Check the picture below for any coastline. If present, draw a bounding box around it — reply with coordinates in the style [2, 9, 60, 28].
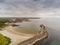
[18, 30, 48, 45]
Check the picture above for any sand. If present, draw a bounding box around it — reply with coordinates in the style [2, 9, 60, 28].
[0, 30, 34, 45]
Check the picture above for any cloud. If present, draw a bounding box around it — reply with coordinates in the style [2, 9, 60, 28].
[1, 0, 60, 9]
[0, 0, 60, 17]
[0, 0, 4, 3]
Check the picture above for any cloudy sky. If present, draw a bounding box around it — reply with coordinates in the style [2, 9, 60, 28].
[0, 0, 60, 17]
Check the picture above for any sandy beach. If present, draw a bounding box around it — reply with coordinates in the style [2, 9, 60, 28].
[0, 26, 35, 45]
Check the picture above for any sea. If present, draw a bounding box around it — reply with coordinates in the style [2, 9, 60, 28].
[13, 17, 60, 45]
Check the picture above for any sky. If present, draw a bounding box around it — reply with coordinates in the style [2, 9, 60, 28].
[0, 0, 60, 17]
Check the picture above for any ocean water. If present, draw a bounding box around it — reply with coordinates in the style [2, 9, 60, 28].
[13, 18, 60, 45]
[34, 17, 60, 45]
[13, 19, 40, 34]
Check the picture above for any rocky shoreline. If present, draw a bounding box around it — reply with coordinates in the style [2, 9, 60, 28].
[18, 24, 48, 45]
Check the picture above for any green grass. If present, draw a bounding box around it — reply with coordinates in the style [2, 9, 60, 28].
[0, 34, 11, 45]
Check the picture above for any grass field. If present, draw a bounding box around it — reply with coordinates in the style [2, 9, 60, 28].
[0, 33, 11, 45]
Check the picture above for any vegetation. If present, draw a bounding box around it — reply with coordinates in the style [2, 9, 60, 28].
[0, 18, 11, 45]
[0, 18, 10, 29]
[0, 34, 11, 45]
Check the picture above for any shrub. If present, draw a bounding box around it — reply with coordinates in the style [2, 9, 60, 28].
[0, 34, 11, 45]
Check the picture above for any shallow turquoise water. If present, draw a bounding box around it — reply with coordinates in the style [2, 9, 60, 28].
[34, 39, 60, 45]
[12, 19, 42, 34]
[13, 21, 39, 34]
[43, 40, 60, 45]
[13, 25, 39, 34]
[49, 41, 60, 45]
